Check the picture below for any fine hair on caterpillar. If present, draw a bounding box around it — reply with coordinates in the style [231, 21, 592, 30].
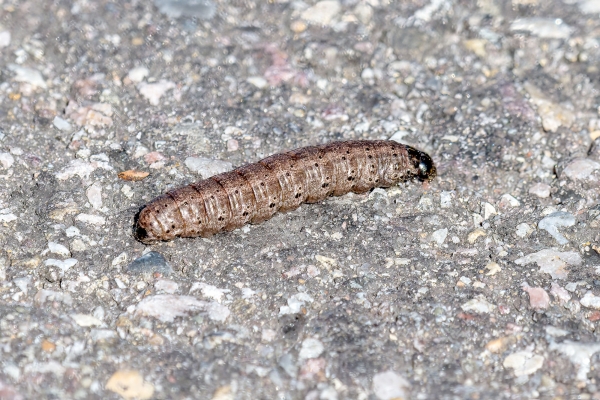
[134, 140, 436, 244]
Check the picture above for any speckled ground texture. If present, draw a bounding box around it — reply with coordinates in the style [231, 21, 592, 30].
[2, 0, 600, 399]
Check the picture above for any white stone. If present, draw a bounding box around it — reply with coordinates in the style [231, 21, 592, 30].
[461, 297, 496, 313]
[136, 294, 207, 323]
[538, 211, 575, 245]
[184, 157, 233, 178]
[579, 0, 600, 14]
[53, 116, 72, 132]
[430, 228, 448, 245]
[515, 248, 582, 280]
[127, 66, 149, 83]
[71, 314, 103, 327]
[515, 223, 532, 238]
[8, 64, 47, 89]
[247, 76, 268, 89]
[121, 184, 134, 199]
[550, 341, 600, 381]
[189, 282, 230, 302]
[279, 293, 314, 315]
[529, 182, 551, 198]
[483, 202, 497, 220]
[545, 326, 570, 337]
[111, 252, 127, 266]
[301, 1, 341, 26]
[155, 279, 179, 294]
[440, 191, 453, 208]
[55, 159, 97, 180]
[0, 153, 14, 169]
[354, 3, 373, 24]
[34, 289, 73, 305]
[503, 351, 544, 377]
[133, 145, 150, 158]
[205, 302, 230, 322]
[75, 213, 106, 226]
[65, 226, 80, 237]
[510, 18, 573, 39]
[44, 258, 78, 273]
[299, 338, 324, 359]
[137, 80, 176, 106]
[499, 193, 520, 207]
[550, 282, 571, 302]
[86, 182, 103, 209]
[0, 31, 10, 48]
[563, 159, 600, 181]
[580, 292, 600, 310]
[48, 242, 70, 257]
[0, 211, 17, 223]
[372, 370, 410, 400]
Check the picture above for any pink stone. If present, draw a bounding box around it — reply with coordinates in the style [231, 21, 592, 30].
[522, 284, 550, 309]
[144, 152, 165, 164]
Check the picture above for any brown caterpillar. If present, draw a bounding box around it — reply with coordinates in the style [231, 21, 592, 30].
[135, 140, 436, 243]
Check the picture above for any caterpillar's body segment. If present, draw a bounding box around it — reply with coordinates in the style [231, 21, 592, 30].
[135, 140, 436, 244]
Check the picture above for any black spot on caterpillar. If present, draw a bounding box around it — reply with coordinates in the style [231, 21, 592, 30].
[135, 140, 436, 243]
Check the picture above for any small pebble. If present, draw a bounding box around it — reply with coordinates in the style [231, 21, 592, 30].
[515, 249, 582, 279]
[75, 213, 106, 226]
[580, 292, 600, 310]
[44, 258, 78, 273]
[8, 64, 47, 89]
[247, 76, 268, 89]
[461, 296, 496, 314]
[522, 283, 551, 309]
[510, 18, 572, 39]
[106, 370, 154, 400]
[549, 341, 600, 381]
[503, 351, 544, 377]
[529, 182, 551, 198]
[440, 191, 453, 208]
[562, 159, 600, 180]
[372, 370, 410, 400]
[137, 80, 176, 106]
[538, 211, 575, 245]
[515, 223, 532, 238]
[499, 194, 520, 208]
[71, 314, 103, 327]
[48, 242, 71, 257]
[184, 157, 233, 178]
[0, 153, 15, 169]
[301, 0, 341, 26]
[154, 279, 179, 294]
[153, 0, 216, 19]
[127, 66, 149, 83]
[550, 282, 571, 302]
[53, 116, 72, 131]
[430, 228, 448, 245]
[189, 282, 230, 302]
[299, 338, 324, 359]
[279, 293, 314, 315]
[86, 182, 103, 209]
[127, 251, 173, 275]
[0, 31, 10, 48]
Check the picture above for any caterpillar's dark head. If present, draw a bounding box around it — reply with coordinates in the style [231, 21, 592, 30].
[407, 147, 436, 182]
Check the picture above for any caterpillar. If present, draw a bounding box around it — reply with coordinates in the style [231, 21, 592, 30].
[134, 140, 436, 244]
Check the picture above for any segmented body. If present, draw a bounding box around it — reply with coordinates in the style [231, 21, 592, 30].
[135, 140, 436, 243]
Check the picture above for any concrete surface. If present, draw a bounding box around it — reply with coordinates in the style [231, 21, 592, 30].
[1, 0, 600, 399]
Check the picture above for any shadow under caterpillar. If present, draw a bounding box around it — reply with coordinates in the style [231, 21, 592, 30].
[135, 140, 436, 244]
